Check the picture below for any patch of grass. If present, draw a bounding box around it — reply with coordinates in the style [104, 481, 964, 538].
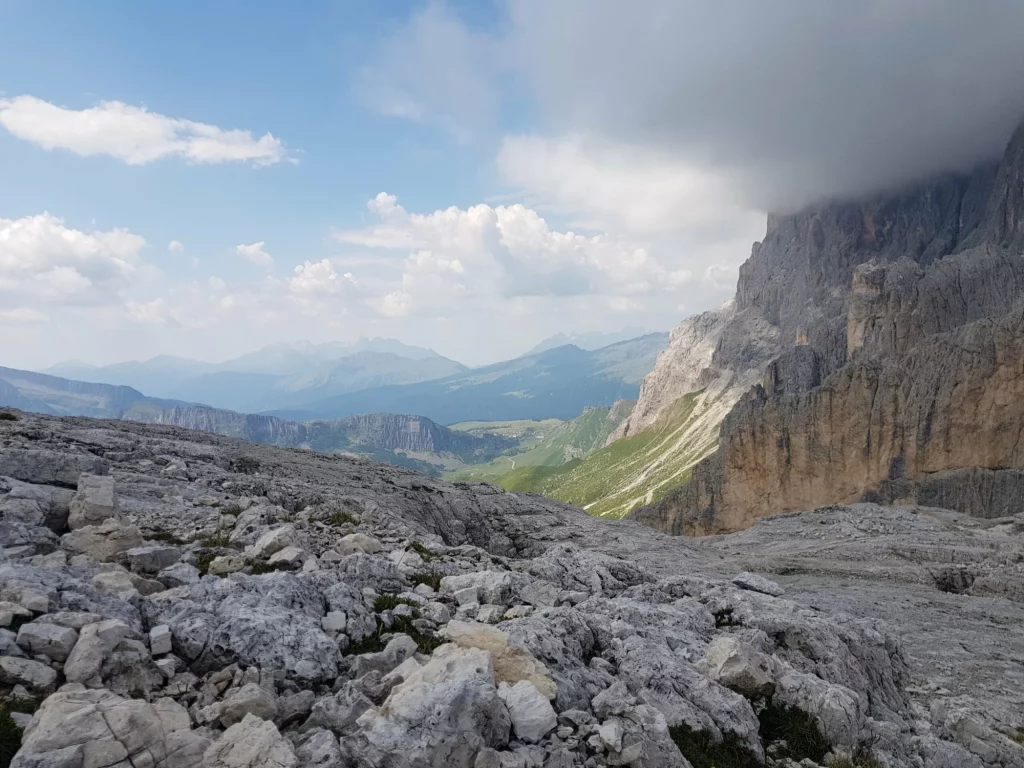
[407, 541, 438, 562]
[248, 561, 293, 575]
[758, 702, 830, 763]
[1012, 726, 1024, 744]
[494, 391, 710, 519]
[147, 529, 188, 545]
[0, 412, 18, 422]
[232, 456, 261, 475]
[669, 722, 759, 768]
[3, 697, 40, 716]
[194, 551, 218, 576]
[221, 504, 244, 516]
[714, 608, 740, 628]
[325, 510, 359, 527]
[408, 572, 442, 591]
[0, 706, 24, 768]
[346, 632, 386, 655]
[373, 594, 419, 612]
[193, 531, 234, 548]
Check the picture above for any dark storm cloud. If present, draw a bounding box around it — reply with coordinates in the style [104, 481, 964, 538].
[506, 0, 1024, 211]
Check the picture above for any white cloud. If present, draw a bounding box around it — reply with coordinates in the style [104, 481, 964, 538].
[358, 3, 500, 141]
[0, 213, 146, 306]
[288, 259, 360, 298]
[126, 298, 177, 326]
[0, 308, 47, 324]
[235, 241, 273, 267]
[168, 240, 184, 252]
[333, 193, 713, 319]
[0, 96, 291, 167]
[497, 135, 762, 234]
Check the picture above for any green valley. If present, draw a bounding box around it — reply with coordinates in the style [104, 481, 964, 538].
[445, 401, 634, 484]
[495, 390, 719, 519]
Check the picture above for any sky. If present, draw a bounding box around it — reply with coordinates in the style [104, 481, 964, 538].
[3, 1, 1024, 370]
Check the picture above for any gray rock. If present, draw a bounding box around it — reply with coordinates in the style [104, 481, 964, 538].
[67, 473, 118, 530]
[12, 687, 208, 768]
[497, 681, 557, 743]
[203, 713, 297, 768]
[0, 656, 56, 692]
[62, 518, 144, 561]
[303, 685, 374, 736]
[731, 572, 784, 597]
[127, 544, 181, 574]
[158, 561, 202, 588]
[337, 533, 383, 556]
[16, 622, 78, 662]
[150, 624, 173, 655]
[64, 618, 130, 684]
[295, 728, 343, 768]
[220, 683, 278, 727]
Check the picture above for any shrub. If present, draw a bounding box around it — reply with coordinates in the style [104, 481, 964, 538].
[669, 723, 759, 768]
[232, 456, 261, 475]
[194, 551, 218, 576]
[325, 510, 359, 527]
[0, 707, 21, 768]
[373, 594, 419, 612]
[147, 529, 187, 545]
[408, 571, 442, 591]
[714, 608, 740, 628]
[407, 541, 438, 562]
[758, 703, 830, 763]
[0, 412, 17, 422]
[193, 531, 234, 548]
[248, 561, 293, 575]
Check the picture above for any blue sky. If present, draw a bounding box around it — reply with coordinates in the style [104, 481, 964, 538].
[3, 1, 1021, 369]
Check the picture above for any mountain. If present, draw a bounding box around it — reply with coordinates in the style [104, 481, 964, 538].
[125, 404, 514, 476]
[522, 327, 657, 356]
[0, 366, 184, 418]
[593, 116, 1024, 533]
[47, 339, 466, 413]
[446, 399, 635, 484]
[265, 333, 668, 424]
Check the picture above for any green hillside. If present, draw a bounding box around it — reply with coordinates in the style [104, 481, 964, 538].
[446, 401, 633, 484]
[495, 391, 714, 518]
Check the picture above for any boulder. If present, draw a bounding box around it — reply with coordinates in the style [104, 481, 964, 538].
[67, 473, 118, 530]
[0, 656, 57, 692]
[64, 618, 130, 685]
[245, 525, 298, 561]
[158, 561, 202, 588]
[347, 644, 511, 768]
[440, 621, 556, 700]
[127, 544, 181, 574]
[16, 622, 78, 662]
[11, 687, 208, 768]
[208, 555, 246, 576]
[150, 624, 173, 655]
[337, 533, 383, 556]
[497, 681, 556, 743]
[203, 713, 297, 768]
[62, 518, 144, 561]
[700, 635, 775, 698]
[220, 683, 278, 727]
[295, 728, 344, 768]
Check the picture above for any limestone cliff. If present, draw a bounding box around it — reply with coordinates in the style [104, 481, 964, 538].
[125, 405, 513, 467]
[632, 115, 1024, 535]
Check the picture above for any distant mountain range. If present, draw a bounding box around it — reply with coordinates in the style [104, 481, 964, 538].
[0, 366, 513, 476]
[47, 339, 466, 413]
[522, 327, 658, 356]
[264, 333, 669, 424]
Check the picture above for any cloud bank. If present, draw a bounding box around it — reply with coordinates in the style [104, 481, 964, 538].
[0, 96, 291, 167]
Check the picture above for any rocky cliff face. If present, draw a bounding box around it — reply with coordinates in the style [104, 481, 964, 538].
[632, 116, 1024, 536]
[129, 405, 513, 462]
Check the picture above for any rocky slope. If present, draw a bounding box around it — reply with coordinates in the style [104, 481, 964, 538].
[631, 116, 1024, 535]
[0, 411, 1019, 766]
[2, 415, 1024, 768]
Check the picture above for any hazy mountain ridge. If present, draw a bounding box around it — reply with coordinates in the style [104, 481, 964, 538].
[46, 339, 466, 413]
[269, 333, 668, 424]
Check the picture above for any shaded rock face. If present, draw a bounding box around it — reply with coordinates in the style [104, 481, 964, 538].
[632, 115, 1024, 535]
